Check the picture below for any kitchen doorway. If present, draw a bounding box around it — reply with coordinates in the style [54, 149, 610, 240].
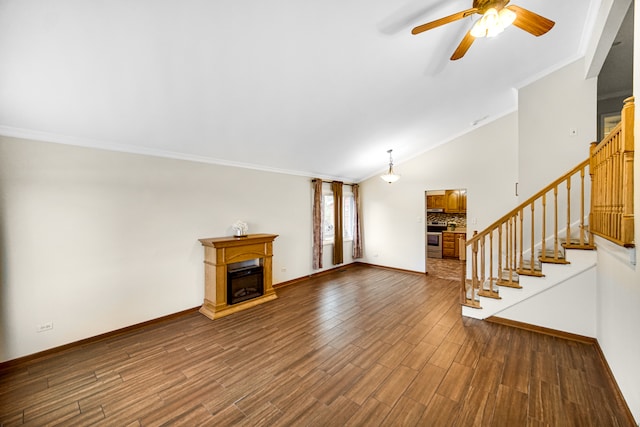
[425, 189, 467, 278]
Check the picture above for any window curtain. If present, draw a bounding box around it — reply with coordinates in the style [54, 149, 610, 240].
[332, 181, 344, 265]
[352, 184, 363, 259]
[312, 179, 323, 270]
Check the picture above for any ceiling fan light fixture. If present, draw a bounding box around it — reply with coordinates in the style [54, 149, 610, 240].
[380, 149, 400, 184]
[470, 7, 515, 38]
[469, 21, 486, 38]
[499, 7, 517, 28]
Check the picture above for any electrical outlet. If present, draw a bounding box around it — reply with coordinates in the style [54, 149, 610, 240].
[281, 267, 287, 272]
[36, 322, 53, 333]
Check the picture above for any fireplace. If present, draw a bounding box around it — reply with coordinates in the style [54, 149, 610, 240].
[227, 265, 263, 305]
[198, 234, 278, 320]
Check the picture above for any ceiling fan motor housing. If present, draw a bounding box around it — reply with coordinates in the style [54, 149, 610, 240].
[473, 0, 510, 14]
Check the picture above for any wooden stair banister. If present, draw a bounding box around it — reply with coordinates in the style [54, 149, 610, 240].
[462, 160, 590, 308]
[590, 96, 635, 247]
[462, 97, 634, 309]
[466, 159, 590, 247]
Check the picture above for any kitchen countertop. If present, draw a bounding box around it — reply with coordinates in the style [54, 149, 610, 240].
[444, 228, 467, 233]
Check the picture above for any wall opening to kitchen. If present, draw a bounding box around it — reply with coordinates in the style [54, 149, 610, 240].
[425, 189, 467, 276]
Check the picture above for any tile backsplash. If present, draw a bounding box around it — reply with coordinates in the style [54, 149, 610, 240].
[427, 213, 467, 228]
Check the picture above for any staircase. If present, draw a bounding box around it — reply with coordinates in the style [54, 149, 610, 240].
[461, 97, 635, 319]
[462, 245, 597, 319]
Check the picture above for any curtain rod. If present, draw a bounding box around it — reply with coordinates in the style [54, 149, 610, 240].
[311, 179, 357, 186]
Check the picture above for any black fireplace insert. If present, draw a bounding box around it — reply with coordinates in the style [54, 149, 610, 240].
[227, 265, 264, 305]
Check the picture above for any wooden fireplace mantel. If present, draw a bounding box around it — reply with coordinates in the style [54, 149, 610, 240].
[198, 234, 278, 320]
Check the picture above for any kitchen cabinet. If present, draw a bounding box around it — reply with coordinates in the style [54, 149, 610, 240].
[455, 233, 466, 259]
[427, 194, 445, 210]
[445, 190, 467, 213]
[442, 232, 456, 258]
[443, 231, 466, 259]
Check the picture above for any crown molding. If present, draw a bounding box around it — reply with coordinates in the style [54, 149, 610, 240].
[0, 125, 355, 183]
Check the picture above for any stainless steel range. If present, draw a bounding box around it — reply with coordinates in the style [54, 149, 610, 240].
[426, 221, 448, 259]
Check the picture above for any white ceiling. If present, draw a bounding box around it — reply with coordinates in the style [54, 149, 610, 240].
[0, 0, 601, 182]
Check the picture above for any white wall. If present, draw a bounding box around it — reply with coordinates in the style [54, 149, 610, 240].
[592, 2, 640, 419]
[518, 59, 597, 201]
[359, 112, 519, 272]
[595, 238, 640, 422]
[496, 266, 597, 337]
[493, 59, 600, 338]
[0, 136, 350, 362]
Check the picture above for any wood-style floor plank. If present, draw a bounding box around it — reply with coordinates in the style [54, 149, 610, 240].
[0, 264, 634, 426]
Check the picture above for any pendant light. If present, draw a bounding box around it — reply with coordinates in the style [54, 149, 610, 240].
[380, 149, 400, 184]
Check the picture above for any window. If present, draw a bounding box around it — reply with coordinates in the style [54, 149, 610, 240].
[343, 192, 355, 241]
[322, 194, 335, 243]
[600, 112, 621, 140]
[322, 192, 354, 244]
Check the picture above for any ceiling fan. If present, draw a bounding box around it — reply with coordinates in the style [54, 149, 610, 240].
[411, 0, 555, 60]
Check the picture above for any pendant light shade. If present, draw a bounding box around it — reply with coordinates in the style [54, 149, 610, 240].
[380, 149, 400, 184]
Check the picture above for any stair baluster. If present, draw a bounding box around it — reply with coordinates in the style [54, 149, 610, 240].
[566, 177, 571, 248]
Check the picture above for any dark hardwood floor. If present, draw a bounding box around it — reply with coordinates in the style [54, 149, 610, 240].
[0, 264, 633, 426]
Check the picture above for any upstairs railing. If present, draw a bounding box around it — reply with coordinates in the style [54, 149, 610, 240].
[590, 97, 635, 247]
[462, 97, 635, 308]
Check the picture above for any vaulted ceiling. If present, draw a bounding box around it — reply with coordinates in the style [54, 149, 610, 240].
[0, 0, 606, 182]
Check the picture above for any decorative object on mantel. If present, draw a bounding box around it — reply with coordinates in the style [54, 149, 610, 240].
[380, 149, 401, 184]
[232, 220, 248, 237]
[198, 234, 278, 320]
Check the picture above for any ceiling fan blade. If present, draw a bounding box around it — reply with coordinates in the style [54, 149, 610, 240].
[507, 5, 555, 36]
[450, 30, 475, 60]
[379, 1, 453, 35]
[412, 8, 478, 35]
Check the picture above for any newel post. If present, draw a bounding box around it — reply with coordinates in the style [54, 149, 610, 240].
[621, 96, 635, 245]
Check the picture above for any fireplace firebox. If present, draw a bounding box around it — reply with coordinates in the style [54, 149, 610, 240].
[227, 265, 263, 305]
